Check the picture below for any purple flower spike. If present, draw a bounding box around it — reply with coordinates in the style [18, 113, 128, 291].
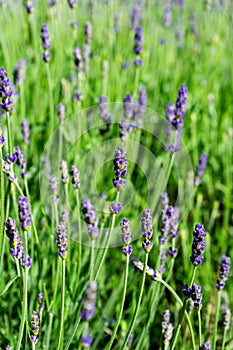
[190, 224, 206, 266]
[30, 311, 40, 343]
[68, 0, 76, 8]
[183, 282, 203, 310]
[134, 26, 143, 55]
[40, 24, 51, 63]
[57, 103, 66, 125]
[13, 59, 26, 86]
[0, 67, 14, 112]
[112, 147, 127, 190]
[131, 3, 141, 29]
[142, 240, 153, 253]
[80, 332, 93, 347]
[194, 153, 208, 186]
[21, 119, 30, 144]
[141, 209, 153, 239]
[99, 95, 111, 135]
[110, 202, 122, 214]
[60, 160, 69, 184]
[200, 342, 211, 350]
[70, 165, 80, 189]
[23, 0, 34, 14]
[18, 196, 31, 231]
[49, 175, 59, 203]
[85, 21, 92, 44]
[162, 309, 174, 347]
[120, 218, 132, 255]
[80, 281, 97, 320]
[73, 47, 84, 72]
[216, 255, 231, 290]
[56, 223, 68, 260]
[82, 199, 99, 240]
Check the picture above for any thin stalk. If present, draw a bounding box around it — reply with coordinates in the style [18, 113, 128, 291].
[90, 240, 95, 281]
[159, 278, 196, 350]
[32, 342, 36, 350]
[120, 253, 149, 350]
[212, 291, 221, 350]
[198, 310, 202, 348]
[45, 310, 54, 349]
[107, 254, 130, 350]
[46, 63, 54, 138]
[170, 266, 197, 350]
[64, 316, 81, 350]
[76, 190, 82, 280]
[94, 191, 120, 280]
[221, 326, 228, 350]
[16, 267, 28, 350]
[6, 111, 12, 154]
[57, 259, 66, 350]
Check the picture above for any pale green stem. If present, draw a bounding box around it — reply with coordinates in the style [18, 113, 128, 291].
[90, 239, 95, 281]
[76, 189, 82, 280]
[107, 254, 130, 350]
[16, 266, 28, 350]
[57, 259, 66, 350]
[64, 316, 81, 350]
[45, 311, 54, 349]
[213, 290, 221, 350]
[46, 63, 54, 137]
[221, 326, 228, 350]
[6, 111, 12, 154]
[170, 266, 197, 350]
[94, 191, 120, 280]
[0, 147, 4, 273]
[121, 253, 149, 350]
[198, 309, 202, 348]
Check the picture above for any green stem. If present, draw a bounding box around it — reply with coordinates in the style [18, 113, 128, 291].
[64, 316, 81, 350]
[212, 290, 221, 350]
[170, 266, 197, 350]
[46, 63, 54, 138]
[6, 111, 12, 154]
[198, 310, 202, 348]
[45, 310, 54, 349]
[107, 254, 130, 350]
[16, 267, 28, 350]
[57, 259, 66, 350]
[120, 253, 149, 350]
[94, 191, 120, 280]
[76, 190, 82, 280]
[221, 327, 227, 350]
[90, 239, 95, 281]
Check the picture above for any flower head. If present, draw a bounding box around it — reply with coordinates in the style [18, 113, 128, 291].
[194, 153, 208, 186]
[0, 67, 14, 112]
[18, 196, 31, 231]
[112, 147, 127, 190]
[82, 199, 99, 240]
[216, 255, 231, 290]
[80, 281, 97, 320]
[21, 119, 30, 144]
[190, 224, 206, 266]
[30, 311, 40, 343]
[70, 165, 80, 189]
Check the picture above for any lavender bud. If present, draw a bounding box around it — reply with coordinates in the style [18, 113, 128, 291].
[163, 4, 172, 27]
[112, 147, 127, 190]
[0, 67, 14, 112]
[216, 255, 231, 290]
[85, 21, 92, 44]
[142, 239, 153, 253]
[183, 282, 203, 310]
[18, 196, 31, 231]
[80, 332, 93, 347]
[60, 160, 69, 184]
[162, 309, 174, 347]
[38, 292, 45, 310]
[82, 199, 99, 240]
[110, 201, 122, 214]
[21, 119, 30, 144]
[134, 26, 143, 55]
[199, 342, 211, 350]
[223, 308, 231, 329]
[56, 103, 66, 125]
[2, 160, 17, 182]
[80, 281, 97, 320]
[13, 59, 26, 86]
[56, 223, 68, 260]
[40, 24, 51, 63]
[30, 311, 40, 343]
[190, 224, 206, 266]
[73, 47, 84, 71]
[194, 153, 208, 186]
[70, 165, 80, 189]
[49, 175, 59, 203]
[131, 3, 141, 29]
[13, 145, 26, 169]
[141, 209, 153, 239]
[68, 0, 76, 8]
[23, 0, 34, 13]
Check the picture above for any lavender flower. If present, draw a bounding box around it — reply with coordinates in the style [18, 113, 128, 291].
[131, 3, 141, 29]
[163, 4, 172, 27]
[216, 255, 231, 290]
[23, 0, 34, 13]
[85, 21, 92, 44]
[18, 196, 31, 231]
[123, 93, 134, 119]
[159, 246, 167, 273]
[134, 57, 143, 67]
[56, 223, 68, 260]
[135, 85, 147, 120]
[190, 224, 206, 266]
[68, 0, 76, 8]
[60, 209, 70, 226]
[5, 217, 31, 267]
[165, 85, 188, 152]
[134, 26, 143, 55]
[0, 122, 5, 147]
[60, 160, 69, 184]
[0, 67, 14, 112]
[13, 146, 26, 170]
[21, 119, 30, 144]
[70, 21, 79, 29]
[110, 202, 122, 214]
[162, 309, 174, 347]
[38, 292, 45, 310]
[200, 342, 211, 350]
[49, 175, 59, 202]
[80, 281, 97, 320]
[130, 256, 158, 279]
[120, 218, 132, 256]
[2, 161, 17, 182]
[141, 209, 153, 239]
[80, 332, 93, 347]
[194, 153, 208, 186]
[13, 59, 26, 86]
[40, 24, 51, 62]
[82, 199, 99, 240]
[30, 311, 40, 343]
[73, 47, 84, 72]
[56, 103, 66, 125]
[183, 282, 203, 310]
[6, 346, 13, 350]
[223, 308, 231, 329]
[70, 165, 80, 189]
[112, 147, 128, 190]
[128, 330, 135, 345]
[99, 95, 111, 135]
